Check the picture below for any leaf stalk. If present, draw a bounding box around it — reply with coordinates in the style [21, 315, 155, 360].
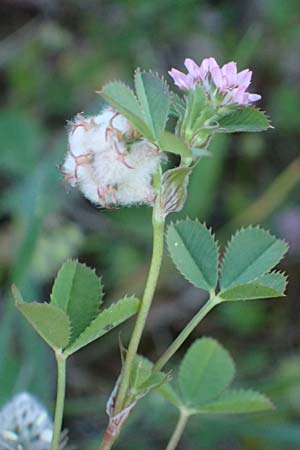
[51, 352, 67, 450]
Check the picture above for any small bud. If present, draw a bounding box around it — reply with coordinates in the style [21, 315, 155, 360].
[161, 167, 192, 217]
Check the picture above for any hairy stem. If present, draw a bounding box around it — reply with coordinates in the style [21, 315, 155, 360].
[51, 353, 66, 450]
[114, 209, 165, 413]
[165, 410, 189, 450]
[154, 296, 218, 372]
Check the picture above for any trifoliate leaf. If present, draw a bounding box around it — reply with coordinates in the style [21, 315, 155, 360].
[167, 219, 219, 291]
[64, 296, 140, 355]
[100, 81, 152, 139]
[220, 227, 288, 290]
[51, 260, 103, 341]
[219, 271, 287, 302]
[178, 338, 235, 408]
[13, 287, 70, 350]
[196, 389, 274, 414]
[216, 107, 271, 133]
[134, 69, 170, 140]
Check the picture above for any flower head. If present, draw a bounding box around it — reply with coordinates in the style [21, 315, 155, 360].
[169, 57, 261, 107]
[62, 108, 162, 208]
[0, 392, 66, 450]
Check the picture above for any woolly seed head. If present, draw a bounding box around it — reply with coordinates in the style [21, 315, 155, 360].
[0, 392, 67, 450]
[62, 107, 164, 208]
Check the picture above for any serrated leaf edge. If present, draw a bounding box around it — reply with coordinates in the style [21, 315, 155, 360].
[50, 259, 105, 341]
[50, 258, 105, 312]
[15, 300, 72, 350]
[220, 225, 288, 288]
[63, 295, 140, 355]
[191, 388, 274, 415]
[100, 80, 140, 105]
[219, 269, 288, 296]
[134, 68, 171, 139]
[217, 107, 272, 132]
[167, 218, 220, 292]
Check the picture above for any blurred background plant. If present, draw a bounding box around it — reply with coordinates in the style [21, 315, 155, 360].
[0, 1, 299, 449]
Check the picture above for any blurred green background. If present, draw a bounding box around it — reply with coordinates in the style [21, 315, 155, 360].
[0, 0, 300, 449]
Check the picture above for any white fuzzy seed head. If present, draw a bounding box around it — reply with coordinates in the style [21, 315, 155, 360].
[62, 108, 164, 208]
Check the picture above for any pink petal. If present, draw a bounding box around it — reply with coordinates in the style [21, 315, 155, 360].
[248, 93, 262, 103]
[228, 87, 246, 105]
[184, 58, 201, 78]
[168, 69, 194, 90]
[198, 58, 210, 80]
[222, 62, 237, 86]
[200, 58, 210, 72]
[242, 92, 250, 105]
[210, 66, 225, 90]
[196, 57, 220, 81]
[237, 69, 252, 89]
[208, 57, 219, 69]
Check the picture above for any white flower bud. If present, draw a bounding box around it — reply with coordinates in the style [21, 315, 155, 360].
[62, 108, 164, 208]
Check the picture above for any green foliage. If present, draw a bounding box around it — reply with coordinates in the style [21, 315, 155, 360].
[178, 338, 235, 408]
[158, 131, 191, 157]
[100, 81, 152, 139]
[64, 296, 140, 355]
[50, 260, 103, 340]
[219, 272, 287, 302]
[170, 92, 186, 118]
[167, 219, 218, 291]
[134, 69, 170, 140]
[157, 383, 182, 409]
[196, 389, 273, 414]
[158, 338, 273, 417]
[256, 271, 288, 292]
[183, 85, 209, 134]
[216, 108, 271, 133]
[129, 355, 167, 402]
[220, 226, 288, 289]
[168, 221, 287, 303]
[13, 261, 140, 356]
[101, 70, 170, 143]
[13, 286, 70, 350]
[0, 4, 297, 449]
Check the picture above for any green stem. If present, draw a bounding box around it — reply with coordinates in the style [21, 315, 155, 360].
[154, 296, 218, 372]
[114, 207, 165, 414]
[165, 410, 190, 450]
[51, 352, 66, 450]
